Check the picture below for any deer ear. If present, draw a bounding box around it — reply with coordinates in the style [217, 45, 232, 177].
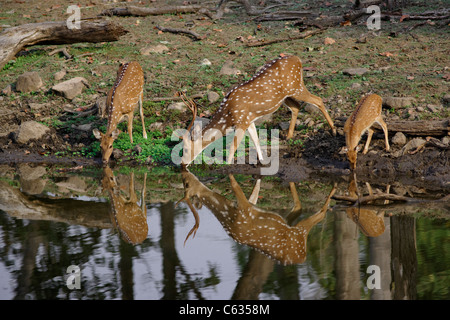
[111, 129, 120, 140]
[340, 146, 348, 154]
[93, 129, 102, 140]
[355, 145, 362, 152]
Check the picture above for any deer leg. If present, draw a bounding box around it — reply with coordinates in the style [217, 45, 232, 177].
[127, 112, 134, 144]
[141, 172, 147, 214]
[227, 127, 246, 164]
[248, 179, 261, 205]
[289, 182, 302, 212]
[362, 128, 374, 154]
[139, 92, 148, 139]
[229, 174, 252, 208]
[284, 98, 300, 140]
[247, 122, 264, 161]
[376, 116, 390, 152]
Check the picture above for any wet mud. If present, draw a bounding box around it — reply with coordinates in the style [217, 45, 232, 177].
[1, 129, 449, 193]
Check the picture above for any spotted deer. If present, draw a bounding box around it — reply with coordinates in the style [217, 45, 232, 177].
[177, 170, 336, 264]
[344, 175, 388, 237]
[93, 61, 147, 165]
[102, 167, 148, 244]
[180, 55, 336, 166]
[344, 94, 390, 170]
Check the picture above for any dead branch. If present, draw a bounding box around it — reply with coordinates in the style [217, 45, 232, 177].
[0, 20, 128, 70]
[48, 47, 72, 60]
[99, 5, 204, 17]
[254, 10, 313, 22]
[155, 25, 203, 41]
[245, 28, 325, 47]
[333, 192, 450, 205]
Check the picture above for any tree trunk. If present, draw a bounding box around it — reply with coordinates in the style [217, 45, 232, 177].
[0, 20, 128, 70]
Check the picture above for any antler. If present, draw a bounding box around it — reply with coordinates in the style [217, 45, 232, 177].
[177, 91, 198, 139]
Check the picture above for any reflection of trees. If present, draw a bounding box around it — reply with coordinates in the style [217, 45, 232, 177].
[391, 215, 417, 300]
[160, 202, 219, 300]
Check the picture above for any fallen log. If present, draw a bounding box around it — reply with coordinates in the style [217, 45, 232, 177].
[0, 20, 128, 70]
[99, 5, 203, 17]
[335, 117, 450, 136]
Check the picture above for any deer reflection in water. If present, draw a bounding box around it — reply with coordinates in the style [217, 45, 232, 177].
[343, 174, 390, 238]
[102, 167, 148, 244]
[177, 170, 337, 265]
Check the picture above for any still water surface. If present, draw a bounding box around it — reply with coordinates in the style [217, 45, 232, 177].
[0, 164, 448, 300]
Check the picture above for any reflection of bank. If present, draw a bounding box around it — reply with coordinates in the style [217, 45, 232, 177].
[102, 167, 148, 245]
[178, 169, 336, 265]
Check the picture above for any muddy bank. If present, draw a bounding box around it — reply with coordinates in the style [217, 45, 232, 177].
[209, 131, 450, 193]
[1, 127, 449, 193]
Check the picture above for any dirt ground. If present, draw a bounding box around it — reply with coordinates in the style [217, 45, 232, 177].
[0, 0, 449, 192]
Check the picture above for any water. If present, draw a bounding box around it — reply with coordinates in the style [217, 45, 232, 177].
[0, 164, 448, 300]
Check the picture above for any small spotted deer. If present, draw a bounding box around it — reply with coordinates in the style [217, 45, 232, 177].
[102, 166, 148, 244]
[344, 94, 390, 170]
[93, 61, 147, 165]
[180, 55, 336, 166]
[177, 169, 336, 264]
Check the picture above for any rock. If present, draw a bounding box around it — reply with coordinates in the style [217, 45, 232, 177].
[140, 44, 169, 55]
[55, 176, 87, 194]
[416, 106, 424, 112]
[304, 103, 319, 114]
[342, 68, 369, 76]
[1, 84, 12, 96]
[28, 103, 47, 111]
[442, 93, 450, 106]
[279, 121, 290, 130]
[168, 102, 186, 111]
[401, 138, 426, 155]
[391, 132, 407, 146]
[383, 96, 416, 109]
[52, 77, 89, 100]
[200, 58, 212, 66]
[72, 123, 93, 132]
[426, 104, 442, 113]
[14, 121, 50, 144]
[207, 91, 220, 103]
[54, 69, 66, 81]
[441, 136, 450, 145]
[18, 164, 46, 181]
[220, 61, 241, 76]
[16, 72, 43, 93]
[351, 82, 361, 89]
[324, 37, 335, 45]
[149, 122, 164, 131]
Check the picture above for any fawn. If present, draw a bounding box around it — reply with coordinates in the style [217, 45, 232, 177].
[344, 94, 390, 170]
[93, 61, 147, 165]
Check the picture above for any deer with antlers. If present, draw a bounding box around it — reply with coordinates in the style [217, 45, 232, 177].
[93, 61, 147, 165]
[178, 55, 336, 167]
